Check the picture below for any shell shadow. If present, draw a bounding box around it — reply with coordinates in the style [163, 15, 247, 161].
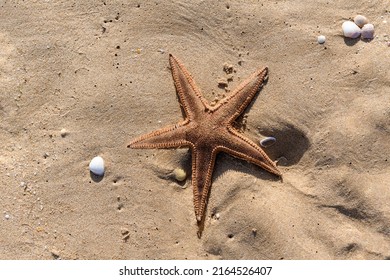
[90, 171, 104, 183]
[343, 36, 360, 46]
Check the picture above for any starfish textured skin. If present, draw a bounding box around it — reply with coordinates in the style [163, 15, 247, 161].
[128, 54, 281, 228]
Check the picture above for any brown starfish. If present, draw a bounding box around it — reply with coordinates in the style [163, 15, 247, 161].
[128, 54, 281, 235]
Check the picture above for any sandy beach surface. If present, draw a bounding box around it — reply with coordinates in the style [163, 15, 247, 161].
[1, 0, 389, 259]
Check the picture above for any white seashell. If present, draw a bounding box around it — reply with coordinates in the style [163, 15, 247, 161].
[342, 21, 361, 39]
[276, 156, 288, 166]
[60, 128, 68, 137]
[361, 23, 375, 39]
[317, 35, 326, 44]
[173, 168, 187, 182]
[260, 136, 276, 147]
[354, 15, 368, 28]
[89, 156, 105, 176]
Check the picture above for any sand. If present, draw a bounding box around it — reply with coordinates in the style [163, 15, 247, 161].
[0, 0, 389, 260]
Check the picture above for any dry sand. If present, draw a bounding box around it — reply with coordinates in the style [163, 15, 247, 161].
[1, 0, 389, 259]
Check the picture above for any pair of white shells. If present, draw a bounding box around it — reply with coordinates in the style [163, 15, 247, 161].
[342, 15, 374, 39]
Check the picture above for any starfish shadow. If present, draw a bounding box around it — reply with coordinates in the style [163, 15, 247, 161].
[213, 153, 281, 183]
[258, 123, 310, 166]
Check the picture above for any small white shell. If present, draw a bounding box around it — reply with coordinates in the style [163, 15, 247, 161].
[89, 156, 105, 176]
[361, 23, 375, 39]
[173, 168, 187, 182]
[317, 35, 326, 44]
[260, 136, 276, 147]
[354, 15, 368, 28]
[276, 156, 288, 166]
[60, 128, 68, 137]
[342, 21, 361, 39]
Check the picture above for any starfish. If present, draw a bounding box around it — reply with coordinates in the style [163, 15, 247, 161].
[128, 54, 281, 235]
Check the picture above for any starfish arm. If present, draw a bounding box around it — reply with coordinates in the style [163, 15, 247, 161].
[190, 145, 218, 222]
[169, 54, 210, 120]
[215, 67, 268, 123]
[219, 128, 281, 177]
[128, 121, 190, 149]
